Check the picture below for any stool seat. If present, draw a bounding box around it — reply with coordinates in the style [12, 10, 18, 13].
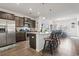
[44, 37, 56, 41]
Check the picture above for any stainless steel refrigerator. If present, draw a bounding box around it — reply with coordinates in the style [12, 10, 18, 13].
[0, 19, 16, 47]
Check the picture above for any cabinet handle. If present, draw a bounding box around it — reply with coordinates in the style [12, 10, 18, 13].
[32, 36, 34, 38]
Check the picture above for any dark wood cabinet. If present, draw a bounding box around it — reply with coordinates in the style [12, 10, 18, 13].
[15, 16, 20, 27]
[0, 11, 35, 28]
[29, 33, 36, 49]
[15, 16, 24, 27]
[0, 11, 14, 20]
[16, 32, 26, 42]
[31, 20, 35, 28]
[19, 17, 24, 26]
[26, 18, 36, 28]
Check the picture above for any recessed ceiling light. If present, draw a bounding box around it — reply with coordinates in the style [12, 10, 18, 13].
[16, 3, 20, 5]
[37, 12, 40, 14]
[29, 8, 32, 11]
[43, 17, 46, 19]
[29, 12, 32, 14]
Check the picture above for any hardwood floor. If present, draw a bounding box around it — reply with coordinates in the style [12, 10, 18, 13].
[0, 41, 41, 56]
[1, 38, 79, 56]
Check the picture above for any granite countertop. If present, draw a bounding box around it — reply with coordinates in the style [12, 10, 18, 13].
[26, 32, 51, 34]
[26, 32, 37, 34]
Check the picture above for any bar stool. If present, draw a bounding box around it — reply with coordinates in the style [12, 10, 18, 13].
[43, 35, 58, 55]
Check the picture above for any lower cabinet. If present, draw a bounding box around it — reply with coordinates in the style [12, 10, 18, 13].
[28, 33, 36, 49]
[16, 32, 26, 42]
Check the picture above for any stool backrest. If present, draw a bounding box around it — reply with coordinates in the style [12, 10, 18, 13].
[50, 30, 62, 40]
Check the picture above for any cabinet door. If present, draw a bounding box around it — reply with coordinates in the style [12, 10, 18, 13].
[15, 16, 24, 27]
[27, 18, 35, 28]
[16, 32, 26, 42]
[0, 11, 14, 20]
[0, 11, 6, 19]
[15, 16, 20, 27]
[6, 13, 14, 20]
[19, 17, 24, 26]
[32, 20, 35, 28]
[29, 34, 36, 49]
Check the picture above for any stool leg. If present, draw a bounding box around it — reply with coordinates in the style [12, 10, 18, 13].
[55, 39, 58, 48]
[49, 41, 53, 55]
[43, 40, 46, 51]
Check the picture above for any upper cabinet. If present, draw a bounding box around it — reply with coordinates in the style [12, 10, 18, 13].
[0, 11, 35, 28]
[0, 11, 15, 20]
[15, 16, 20, 27]
[30, 20, 35, 28]
[19, 17, 24, 27]
[24, 18, 36, 28]
[15, 16, 24, 27]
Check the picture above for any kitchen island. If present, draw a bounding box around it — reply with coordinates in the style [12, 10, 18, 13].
[27, 32, 50, 52]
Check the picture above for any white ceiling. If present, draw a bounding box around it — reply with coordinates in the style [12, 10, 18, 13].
[0, 3, 79, 19]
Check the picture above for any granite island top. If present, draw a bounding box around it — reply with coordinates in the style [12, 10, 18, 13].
[26, 32, 51, 35]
